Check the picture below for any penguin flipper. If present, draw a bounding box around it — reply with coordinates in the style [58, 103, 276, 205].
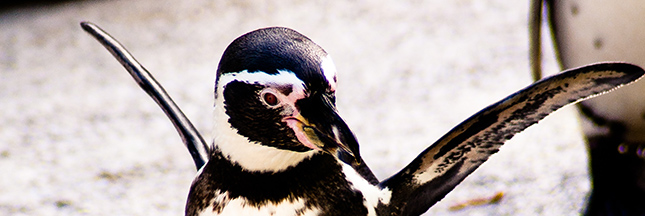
[80, 22, 209, 170]
[379, 62, 645, 215]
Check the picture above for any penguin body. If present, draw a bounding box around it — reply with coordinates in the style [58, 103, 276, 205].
[187, 151, 387, 215]
[550, 0, 645, 141]
[545, 1, 645, 214]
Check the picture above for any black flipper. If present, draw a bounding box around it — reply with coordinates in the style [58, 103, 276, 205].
[80, 22, 209, 170]
[379, 63, 645, 216]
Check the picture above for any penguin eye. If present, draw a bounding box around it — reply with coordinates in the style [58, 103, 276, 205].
[262, 92, 279, 106]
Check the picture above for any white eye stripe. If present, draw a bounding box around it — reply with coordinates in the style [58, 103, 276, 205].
[320, 55, 338, 91]
[216, 69, 308, 109]
[218, 69, 306, 90]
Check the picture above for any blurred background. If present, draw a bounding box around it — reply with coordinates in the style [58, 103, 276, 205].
[0, 0, 589, 215]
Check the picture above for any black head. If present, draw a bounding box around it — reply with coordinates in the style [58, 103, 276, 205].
[213, 27, 361, 169]
[216, 27, 335, 97]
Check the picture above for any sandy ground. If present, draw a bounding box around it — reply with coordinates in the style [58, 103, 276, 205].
[0, 1, 591, 215]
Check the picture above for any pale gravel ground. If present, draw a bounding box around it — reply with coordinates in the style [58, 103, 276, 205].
[0, 1, 590, 215]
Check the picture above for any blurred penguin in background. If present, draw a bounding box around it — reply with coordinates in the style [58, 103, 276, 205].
[530, 0, 645, 215]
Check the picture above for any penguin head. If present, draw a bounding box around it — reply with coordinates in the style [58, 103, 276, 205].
[213, 27, 360, 171]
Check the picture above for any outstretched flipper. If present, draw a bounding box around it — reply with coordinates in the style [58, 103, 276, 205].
[80, 22, 209, 169]
[379, 63, 645, 215]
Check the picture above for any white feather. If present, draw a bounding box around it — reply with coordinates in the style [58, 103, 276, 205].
[198, 190, 321, 216]
[320, 55, 338, 91]
[341, 163, 391, 216]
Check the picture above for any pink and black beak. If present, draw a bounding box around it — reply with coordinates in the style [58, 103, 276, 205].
[283, 91, 361, 165]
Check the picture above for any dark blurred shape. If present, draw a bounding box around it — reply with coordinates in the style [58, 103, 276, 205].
[0, 0, 80, 12]
[530, 0, 645, 215]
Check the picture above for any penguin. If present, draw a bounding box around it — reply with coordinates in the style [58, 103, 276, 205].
[81, 22, 645, 215]
[530, 1, 645, 215]
[185, 27, 382, 215]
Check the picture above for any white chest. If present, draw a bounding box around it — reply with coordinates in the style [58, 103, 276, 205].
[198, 190, 320, 216]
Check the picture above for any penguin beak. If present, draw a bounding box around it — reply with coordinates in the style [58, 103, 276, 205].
[283, 93, 361, 165]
